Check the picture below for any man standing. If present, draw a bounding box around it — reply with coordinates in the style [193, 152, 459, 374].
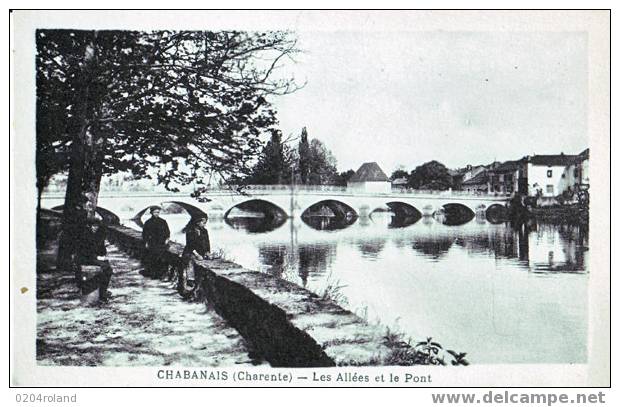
[141, 206, 170, 278]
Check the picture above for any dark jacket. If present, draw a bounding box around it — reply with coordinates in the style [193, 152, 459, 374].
[77, 224, 107, 263]
[142, 217, 170, 247]
[183, 226, 210, 258]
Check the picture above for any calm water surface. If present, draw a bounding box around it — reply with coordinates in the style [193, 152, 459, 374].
[123, 210, 589, 364]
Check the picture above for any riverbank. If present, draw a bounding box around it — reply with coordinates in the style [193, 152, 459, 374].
[37, 231, 256, 366]
[38, 210, 468, 366]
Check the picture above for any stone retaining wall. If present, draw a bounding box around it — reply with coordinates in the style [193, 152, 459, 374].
[65, 217, 394, 367]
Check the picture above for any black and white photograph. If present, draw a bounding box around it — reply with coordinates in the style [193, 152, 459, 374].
[10, 9, 610, 389]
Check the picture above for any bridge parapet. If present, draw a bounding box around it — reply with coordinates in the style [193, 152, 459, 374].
[202, 184, 512, 199]
[204, 184, 348, 193]
[42, 184, 512, 200]
[390, 188, 512, 198]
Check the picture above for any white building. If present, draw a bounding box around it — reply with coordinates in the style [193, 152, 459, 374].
[526, 154, 579, 198]
[347, 162, 391, 194]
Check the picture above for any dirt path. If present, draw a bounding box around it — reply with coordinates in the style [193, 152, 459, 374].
[37, 242, 257, 366]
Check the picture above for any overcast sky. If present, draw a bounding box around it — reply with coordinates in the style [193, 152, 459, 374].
[273, 30, 588, 174]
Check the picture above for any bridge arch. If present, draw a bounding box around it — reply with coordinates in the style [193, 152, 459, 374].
[301, 199, 358, 220]
[387, 201, 422, 228]
[438, 203, 476, 226]
[131, 206, 153, 227]
[161, 201, 209, 219]
[224, 199, 287, 220]
[370, 201, 422, 228]
[385, 201, 422, 218]
[131, 201, 209, 229]
[301, 199, 358, 231]
[221, 199, 287, 233]
[51, 205, 120, 225]
[485, 203, 509, 224]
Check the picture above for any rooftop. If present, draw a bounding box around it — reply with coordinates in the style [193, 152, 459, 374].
[491, 159, 526, 173]
[529, 154, 579, 166]
[461, 170, 489, 185]
[349, 162, 390, 183]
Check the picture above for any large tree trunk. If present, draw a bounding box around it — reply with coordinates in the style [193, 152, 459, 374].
[56, 127, 106, 269]
[56, 32, 106, 270]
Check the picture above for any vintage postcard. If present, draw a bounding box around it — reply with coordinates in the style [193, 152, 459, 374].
[10, 10, 610, 389]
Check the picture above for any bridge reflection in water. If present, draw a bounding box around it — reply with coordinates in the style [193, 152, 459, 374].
[117, 201, 588, 365]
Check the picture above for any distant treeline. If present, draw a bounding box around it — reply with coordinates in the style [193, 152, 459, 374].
[244, 127, 355, 187]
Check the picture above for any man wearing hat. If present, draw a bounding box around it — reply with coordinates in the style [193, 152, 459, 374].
[141, 206, 171, 278]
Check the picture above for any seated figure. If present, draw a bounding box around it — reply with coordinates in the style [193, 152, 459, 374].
[75, 216, 113, 303]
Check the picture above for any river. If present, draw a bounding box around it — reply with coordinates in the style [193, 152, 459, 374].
[122, 208, 589, 365]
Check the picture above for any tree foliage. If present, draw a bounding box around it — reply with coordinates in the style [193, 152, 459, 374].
[305, 138, 338, 185]
[37, 30, 301, 190]
[246, 127, 339, 186]
[408, 160, 453, 190]
[295, 127, 338, 185]
[390, 169, 409, 181]
[334, 169, 356, 186]
[245, 130, 294, 185]
[298, 127, 311, 184]
[36, 29, 301, 266]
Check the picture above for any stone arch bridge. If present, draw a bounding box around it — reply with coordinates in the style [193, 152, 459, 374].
[42, 185, 511, 222]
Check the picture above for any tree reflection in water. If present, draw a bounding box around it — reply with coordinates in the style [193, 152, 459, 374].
[257, 244, 288, 279]
[355, 239, 386, 260]
[410, 236, 454, 260]
[207, 213, 589, 363]
[257, 243, 335, 287]
[220, 211, 588, 282]
[453, 224, 524, 262]
[526, 220, 589, 273]
[298, 244, 334, 286]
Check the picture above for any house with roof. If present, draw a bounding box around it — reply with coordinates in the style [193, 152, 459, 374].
[347, 162, 391, 194]
[461, 165, 486, 183]
[452, 164, 488, 191]
[526, 153, 580, 198]
[487, 159, 528, 195]
[461, 170, 489, 194]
